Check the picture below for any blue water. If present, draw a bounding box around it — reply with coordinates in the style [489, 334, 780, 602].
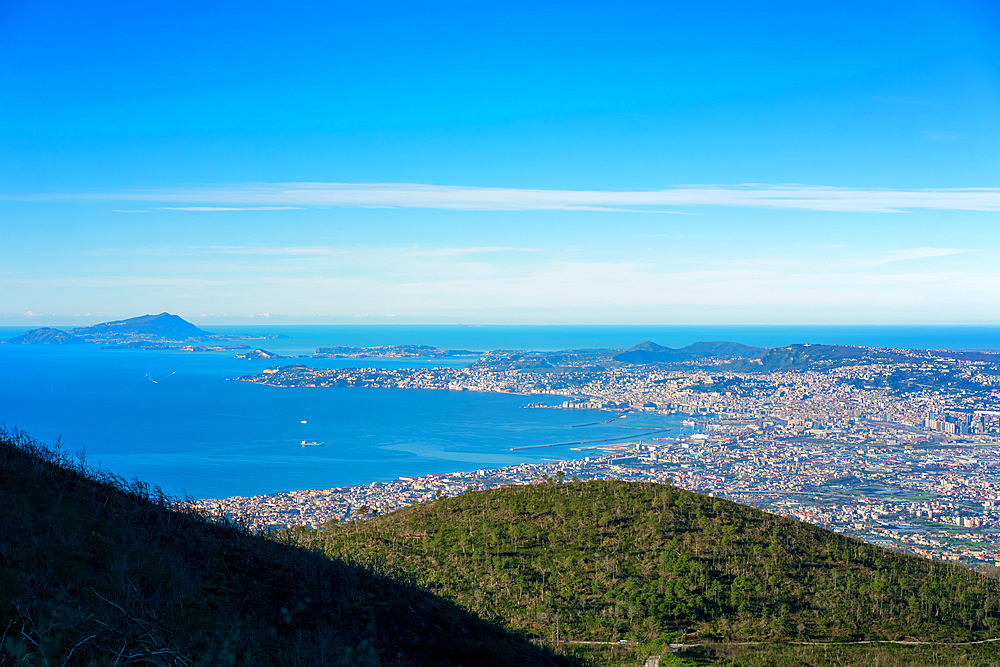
[2, 324, 999, 499]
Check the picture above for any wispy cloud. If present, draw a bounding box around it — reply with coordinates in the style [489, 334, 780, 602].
[159, 206, 303, 211]
[89, 245, 536, 258]
[9, 182, 1000, 213]
[201, 245, 343, 256]
[868, 247, 967, 265]
[1, 276, 238, 288]
[8, 248, 1000, 323]
[399, 246, 539, 257]
[85, 245, 343, 257]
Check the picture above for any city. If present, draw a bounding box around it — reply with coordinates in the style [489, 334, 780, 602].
[198, 343, 1000, 568]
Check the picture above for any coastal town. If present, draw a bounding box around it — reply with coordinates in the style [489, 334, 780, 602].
[198, 342, 1000, 568]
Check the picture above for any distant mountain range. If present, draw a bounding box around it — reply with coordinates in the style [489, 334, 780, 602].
[610, 340, 1000, 373]
[613, 340, 762, 363]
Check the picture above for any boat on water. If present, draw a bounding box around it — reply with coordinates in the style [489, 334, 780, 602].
[300, 440, 325, 447]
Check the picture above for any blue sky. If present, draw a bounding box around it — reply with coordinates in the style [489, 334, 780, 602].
[2, 0, 999, 324]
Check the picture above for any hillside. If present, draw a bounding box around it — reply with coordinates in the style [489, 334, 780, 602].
[719, 343, 896, 372]
[301, 481, 1000, 651]
[7, 422, 1000, 666]
[1, 327, 86, 345]
[0, 425, 573, 667]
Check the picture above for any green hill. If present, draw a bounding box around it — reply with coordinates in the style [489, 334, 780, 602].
[0, 425, 572, 666]
[720, 343, 909, 373]
[300, 481, 1000, 652]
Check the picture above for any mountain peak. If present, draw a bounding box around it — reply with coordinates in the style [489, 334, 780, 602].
[71, 312, 209, 342]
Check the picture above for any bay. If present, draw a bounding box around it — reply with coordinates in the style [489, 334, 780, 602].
[1, 324, 998, 500]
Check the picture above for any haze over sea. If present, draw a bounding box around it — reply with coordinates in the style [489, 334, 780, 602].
[2, 324, 998, 500]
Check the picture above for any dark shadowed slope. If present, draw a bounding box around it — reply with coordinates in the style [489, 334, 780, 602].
[0, 425, 576, 667]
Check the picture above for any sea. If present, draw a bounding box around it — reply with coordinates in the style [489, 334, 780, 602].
[1, 324, 999, 500]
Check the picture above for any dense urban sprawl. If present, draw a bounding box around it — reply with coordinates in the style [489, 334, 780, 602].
[207, 344, 1000, 567]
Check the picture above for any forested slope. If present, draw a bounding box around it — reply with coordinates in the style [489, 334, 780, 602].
[302, 480, 1000, 646]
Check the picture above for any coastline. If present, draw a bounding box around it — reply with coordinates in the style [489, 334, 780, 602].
[194, 434, 1000, 569]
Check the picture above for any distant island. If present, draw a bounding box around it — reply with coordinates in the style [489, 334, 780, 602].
[313, 344, 481, 358]
[2, 312, 284, 350]
[234, 348, 289, 360]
